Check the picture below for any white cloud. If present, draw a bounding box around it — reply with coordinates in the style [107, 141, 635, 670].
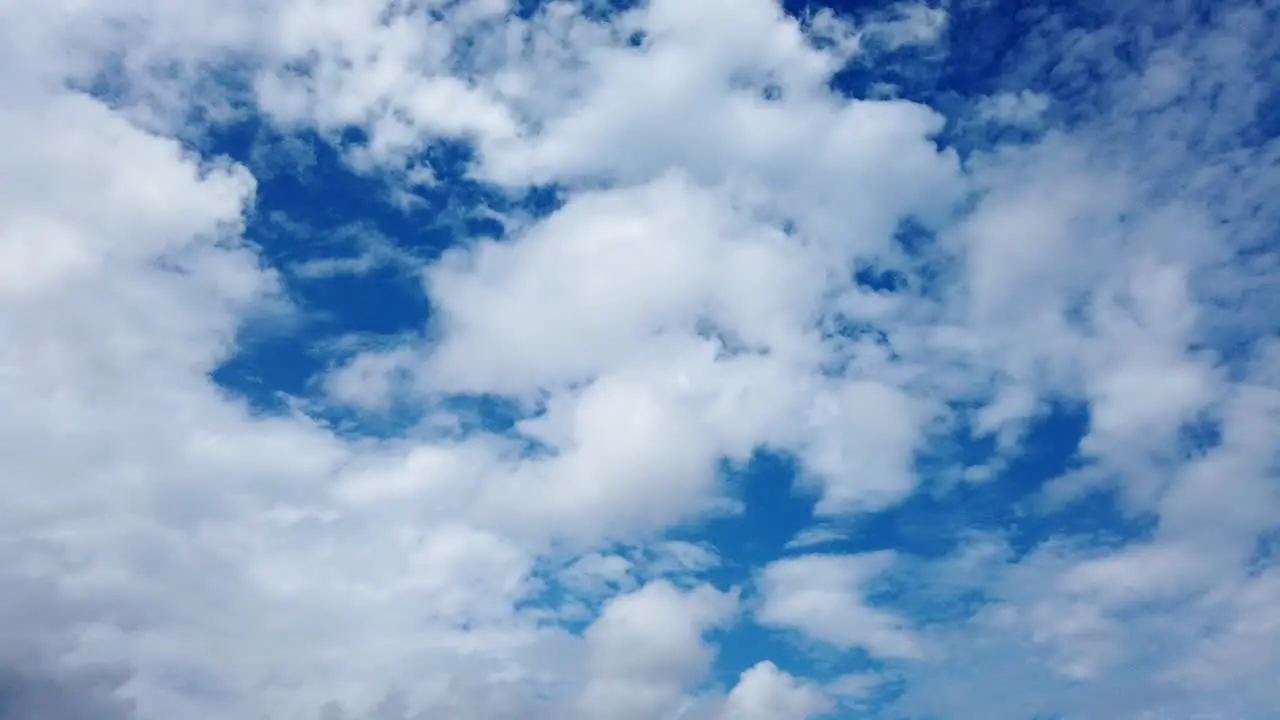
[719, 661, 831, 720]
[324, 347, 418, 412]
[784, 526, 848, 550]
[3, 0, 1279, 717]
[800, 379, 927, 514]
[639, 541, 723, 578]
[577, 581, 738, 720]
[290, 226, 422, 280]
[421, 173, 822, 395]
[974, 89, 1050, 128]
[758, 552, 923, 659]
[561, 552, 636, 598]
[863, 3, 949, 49]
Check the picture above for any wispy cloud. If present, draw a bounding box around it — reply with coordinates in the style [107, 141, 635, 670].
[289, 225, 422, 279]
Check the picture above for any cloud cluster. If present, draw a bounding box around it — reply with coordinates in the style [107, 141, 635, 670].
[1, 0, 1277, 718]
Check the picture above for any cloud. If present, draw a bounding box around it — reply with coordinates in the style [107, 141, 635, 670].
[2, 0, 1278, 718]
[718, 661, 831, 720]
[973, 89, 1051, 128]
[0, 665, 138, 720]
[289, 226, 422, 280]
[577, 581, 738, 720]
[783, 526, 848, 551]
[757, 552, 923, 660]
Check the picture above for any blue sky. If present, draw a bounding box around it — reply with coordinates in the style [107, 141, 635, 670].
[1, 0, 1278, 718]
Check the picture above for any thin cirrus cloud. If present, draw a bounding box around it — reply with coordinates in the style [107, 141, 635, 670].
[0, 0, 1277, 719]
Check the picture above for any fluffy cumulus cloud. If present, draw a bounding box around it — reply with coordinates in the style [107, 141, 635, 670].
[1, 0, 1278, 718]
[757, 552, 922, 661]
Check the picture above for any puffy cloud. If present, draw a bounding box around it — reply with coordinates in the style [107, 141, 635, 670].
[758, 553, 923, 660]
[3, 0, 1279, 718]
[719, 662, 831, 720]
[577, 582, 738, 720]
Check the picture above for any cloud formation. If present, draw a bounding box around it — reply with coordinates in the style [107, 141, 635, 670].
[1, 0, 1277, 718]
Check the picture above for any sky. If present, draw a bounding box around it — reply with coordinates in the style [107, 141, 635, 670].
[1, 0, 1278, 718]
